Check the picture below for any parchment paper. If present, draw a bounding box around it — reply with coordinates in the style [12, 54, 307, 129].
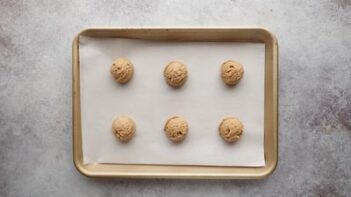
[79, 36, 265, 166]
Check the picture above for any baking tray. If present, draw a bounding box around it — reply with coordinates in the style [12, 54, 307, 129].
[72, 27, 278, 179]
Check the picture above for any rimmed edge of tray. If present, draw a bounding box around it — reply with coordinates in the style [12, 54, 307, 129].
[72, 26, 278, 179]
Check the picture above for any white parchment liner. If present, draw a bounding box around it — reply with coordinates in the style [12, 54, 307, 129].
[79, 36, 265, 166]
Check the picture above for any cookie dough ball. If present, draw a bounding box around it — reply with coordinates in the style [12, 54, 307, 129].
[163, 61, 188, 87]
[219, 117, 244, 143]
[221, 60, 244, 86]
[112, 116, 136, 142]
[110, 58, 134, 84]
[164, 116, 188, 143]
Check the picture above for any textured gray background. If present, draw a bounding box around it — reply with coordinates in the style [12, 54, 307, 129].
[1, 0, 350, 196]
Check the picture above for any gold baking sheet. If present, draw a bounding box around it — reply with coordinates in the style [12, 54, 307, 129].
[72, 27, 278, 179]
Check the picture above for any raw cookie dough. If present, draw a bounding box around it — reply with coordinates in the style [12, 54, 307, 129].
[221, 60, 244, 86]
[112, 116, 136, 142]
[110, 58, 134, 84]
[219, 117, 244, 143]
[163, 61, 188, 87]
[164, 116, 188, 142]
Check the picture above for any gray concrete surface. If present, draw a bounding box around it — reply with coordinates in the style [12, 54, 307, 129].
[1, 0, 350, 196]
